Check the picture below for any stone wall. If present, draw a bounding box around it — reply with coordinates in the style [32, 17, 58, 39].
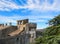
[25, 23, 36, 43]
[0, 26, 17, 38]
[0, 19, 37, 44]
[0, 36, 18, 44]
[0, 30, 30, 44]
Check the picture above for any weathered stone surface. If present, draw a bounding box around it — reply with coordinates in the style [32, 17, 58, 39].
[0, 19, 37, 44]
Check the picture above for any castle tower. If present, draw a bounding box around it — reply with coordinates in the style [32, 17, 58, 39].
[26, 23, 37, 43]
[17, 19, 28, 30]
[17, 19, 36, 44]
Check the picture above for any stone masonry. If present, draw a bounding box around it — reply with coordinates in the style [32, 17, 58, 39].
[0, 19, 37, 44]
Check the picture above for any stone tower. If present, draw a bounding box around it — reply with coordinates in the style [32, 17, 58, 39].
[26, 23, 36, 43]
[17, 19, 28, 30]
[17, 19, 37, 43]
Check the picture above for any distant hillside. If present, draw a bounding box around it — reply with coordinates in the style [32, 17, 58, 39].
[36, 29, 45, 37]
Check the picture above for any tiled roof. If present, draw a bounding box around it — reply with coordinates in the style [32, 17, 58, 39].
[8, 29, 24, 36]
[0, 26, 10, 30]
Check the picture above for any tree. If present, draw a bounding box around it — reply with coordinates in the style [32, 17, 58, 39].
[48, 15, 60, 26]
[35, 14, 60, 44]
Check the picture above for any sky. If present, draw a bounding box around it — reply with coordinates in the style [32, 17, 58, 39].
[0, 0, 60, 29]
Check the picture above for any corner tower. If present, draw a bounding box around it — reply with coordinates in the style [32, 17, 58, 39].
[17, 19, 28, 30]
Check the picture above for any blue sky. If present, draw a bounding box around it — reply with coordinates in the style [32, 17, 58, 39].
[0, 0, 60, 29]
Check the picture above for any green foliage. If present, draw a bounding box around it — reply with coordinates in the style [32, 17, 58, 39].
[48, 15, 60, 26]
[35, 35, 60, 44]
[35, 14, 60, 44]
[45, 25, 60, 36]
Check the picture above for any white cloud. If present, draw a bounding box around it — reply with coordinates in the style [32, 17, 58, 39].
[26, 0, 60, 11]
[0, 0, 60, 11]
[29, 19, 46, 22]
[0, 0, 20, 11]
[0, 15, 53, 23]
[8, 15, 54, 19]
[0, 15, 16, 23]
[0, 15, 54, 29]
